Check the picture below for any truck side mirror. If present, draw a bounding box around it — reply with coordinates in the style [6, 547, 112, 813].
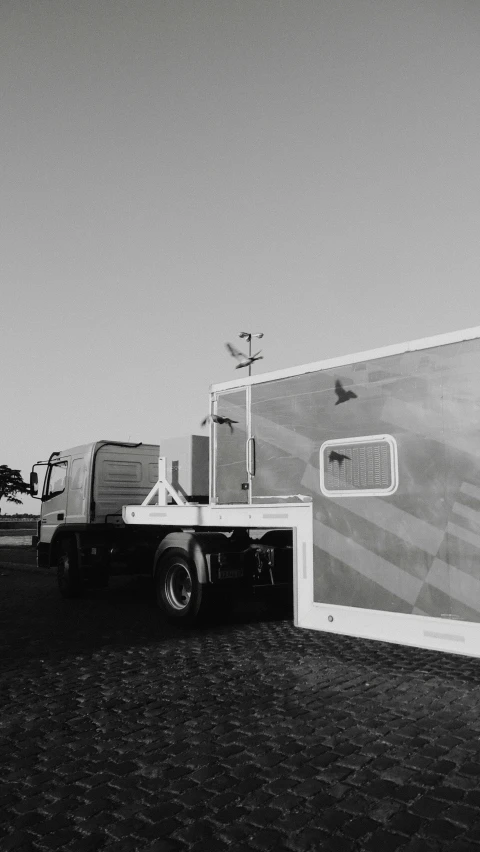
[30, 471, 38, 497]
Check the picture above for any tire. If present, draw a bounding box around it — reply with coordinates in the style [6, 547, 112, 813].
[155, 548, 210, 625]
[56, 537, 83, 598]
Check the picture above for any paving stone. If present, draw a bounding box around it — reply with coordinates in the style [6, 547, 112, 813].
[248, 828, 284, 850]
[173, 819, 216, 843]
[342, 815, 380, 839]
[282, 826, 328, 850]
[368, 800, 403, 824]
[0, 831, 37, 851]
[443, 804, 480, 827]
[212, 805, 249, 824]
[234, 778, 264, 796]
[411, 796, 447, 818]
[243, 789, 274, 808]
[143, 804, 183, 822]
[292, 779, 325, 797]
[362, 829, 405, 852]
[431, 786, 465, 804]
[271, 793, 303, 811]
[391, 784, 424, 803]
[209, 791, 239, 809]
[340, 793, 370, 814]
[245, 806, 282, 827]
[463, 824, 480, 844]
[134, 818, 181, 840]
[136, 841, 181, 852]
[387, 810, 423, 835]
[217, 822, 253, 844]
[463, 791, 480, 809]
[422, 819, 464, 841]
[36, 828, 78, 849]
[276, 811, 313, 831]
[10, 813, 44, 830]
[307, 791, 336, 810]
[293, 836, 355, 852]
[313, 807, 346, 831]
[65, 833, 107, 851]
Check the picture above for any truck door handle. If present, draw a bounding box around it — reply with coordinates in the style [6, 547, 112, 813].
[246, 437, 256, 477]
[57, 513, 64, 521]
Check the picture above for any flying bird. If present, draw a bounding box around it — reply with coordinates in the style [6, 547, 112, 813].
[226, 342, 263, 369]
[334, 380, 358, 405]
[328, 450, 351, 466]
[201, 414, 238, 433]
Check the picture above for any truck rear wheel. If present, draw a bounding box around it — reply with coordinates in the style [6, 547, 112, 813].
[155, 548, 209, 625]
[57, 538, 83, 598]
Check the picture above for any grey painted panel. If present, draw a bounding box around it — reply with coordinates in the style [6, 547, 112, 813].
[248, 338, 480, 622]
[461, 483, 480, 501]
[447, 522, 480, 553]
[317, 490, 444, 556]
[313, 519, 423, 606]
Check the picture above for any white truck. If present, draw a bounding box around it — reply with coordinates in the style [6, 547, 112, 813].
[32, 324, 480, 657]
[30, 436, 295, 621]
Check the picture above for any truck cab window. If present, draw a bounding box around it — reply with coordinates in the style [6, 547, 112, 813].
[44, 461, 68, 500]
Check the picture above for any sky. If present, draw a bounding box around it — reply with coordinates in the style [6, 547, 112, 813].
[1, 0, 480, 513]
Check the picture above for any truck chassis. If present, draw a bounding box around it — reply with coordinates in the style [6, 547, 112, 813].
[122, 499, 313, 625]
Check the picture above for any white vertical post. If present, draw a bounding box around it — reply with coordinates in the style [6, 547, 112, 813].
[158, 456, 167, 506]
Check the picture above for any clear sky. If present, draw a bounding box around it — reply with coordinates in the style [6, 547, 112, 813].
[2, 0, 480, 513]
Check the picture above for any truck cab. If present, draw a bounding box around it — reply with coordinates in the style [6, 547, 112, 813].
[38, 447, 90, 543]
[31, 441, 161, 573]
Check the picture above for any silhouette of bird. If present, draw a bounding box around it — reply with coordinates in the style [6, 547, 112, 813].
[328, 450, 351, 466]
[334, 380, 358, 405]
[226, 342, 263, 369]
[201, 414, 238, 433]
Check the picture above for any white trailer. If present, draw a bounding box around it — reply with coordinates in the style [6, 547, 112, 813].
[123, 324, 480, 657]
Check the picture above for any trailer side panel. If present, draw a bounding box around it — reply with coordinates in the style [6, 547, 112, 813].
[247, 337, 480, 625]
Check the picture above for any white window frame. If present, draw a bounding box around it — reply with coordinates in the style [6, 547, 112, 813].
[319, 434, 399, 497]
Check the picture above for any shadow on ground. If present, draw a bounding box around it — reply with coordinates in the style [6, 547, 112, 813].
[2, 568, 480, 688]
[0, 570, 294, 669]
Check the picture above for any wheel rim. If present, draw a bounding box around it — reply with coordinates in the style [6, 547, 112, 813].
[164, 562, 193, 611]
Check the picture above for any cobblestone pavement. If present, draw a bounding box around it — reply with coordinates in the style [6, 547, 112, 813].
[2, 566, 480, 852]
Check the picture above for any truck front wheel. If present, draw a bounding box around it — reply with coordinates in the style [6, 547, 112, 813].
[155, 548, 209, 625]
[56, 538, 83, 598]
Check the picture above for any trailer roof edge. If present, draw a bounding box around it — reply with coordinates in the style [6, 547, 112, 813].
[210, 324, 480, 392]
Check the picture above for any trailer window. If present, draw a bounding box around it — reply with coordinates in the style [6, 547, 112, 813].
[44, 461, 68, 499]
[320, 435, 398, 497]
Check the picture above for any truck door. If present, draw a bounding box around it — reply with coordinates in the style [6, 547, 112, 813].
[40, 459, 69, 543]
[66, 457, 87, 524]
[212, 389, 250, 504]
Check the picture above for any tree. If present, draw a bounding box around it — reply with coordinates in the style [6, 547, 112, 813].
[0, 466, 29, 513]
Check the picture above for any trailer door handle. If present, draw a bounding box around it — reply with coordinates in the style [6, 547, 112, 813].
[246, 437, 256, 477]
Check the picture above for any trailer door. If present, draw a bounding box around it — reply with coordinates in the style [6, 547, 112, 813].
[212, 388, 250, 504]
